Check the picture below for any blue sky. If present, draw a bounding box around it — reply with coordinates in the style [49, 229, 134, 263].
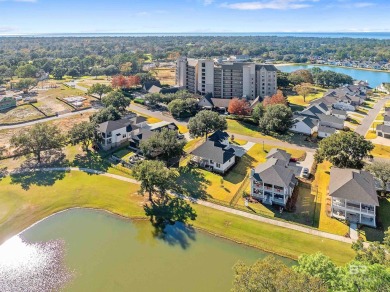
[0, 0, 389, 34]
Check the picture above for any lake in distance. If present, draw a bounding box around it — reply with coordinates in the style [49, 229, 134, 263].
[276, 64, 390, 88]
[0, 209, 293, 292]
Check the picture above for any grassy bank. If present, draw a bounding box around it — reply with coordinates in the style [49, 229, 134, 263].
[0, 171, 354, 265]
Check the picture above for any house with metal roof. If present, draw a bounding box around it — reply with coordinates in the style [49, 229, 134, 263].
[329, 168, 379, 227]
[250, 149, 297, 207]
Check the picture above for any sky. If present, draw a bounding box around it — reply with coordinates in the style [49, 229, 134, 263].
[0, 0, 389, 35]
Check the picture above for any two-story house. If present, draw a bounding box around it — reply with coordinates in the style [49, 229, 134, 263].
[376, 107, 390, 139]
[250, 149, 297, 207]
[329, 168, 379, 227]
[191, 130, 236, 173]
[96, 115, 147, 150]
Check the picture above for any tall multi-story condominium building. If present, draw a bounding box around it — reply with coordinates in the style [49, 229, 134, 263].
[176, 57, 277, 99]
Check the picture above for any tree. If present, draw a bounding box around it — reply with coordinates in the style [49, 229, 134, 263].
[293, 83, 313, 102]
[136, 72, 158, 85]
[228, 98, 251, 116]
[232, 257, 327, 292]
[90, 67, 104, 79]
[90, 106, 121, 124]
[167, 98, 198, 118]
[119, 62, 133, 76]
[365, 161, 390, 196]
[140, 128, 186, 163]
[87, 83, 112, 100]
[68, 122, 96, 151]
[104, 65, 120, 76]
[277, 71, 290, 88]
[293, 253, 341, 290]
[144, 93, 162, 106]
[132, 160, 177, 204]
[252, 103, 265, 123]
[290, 69, 314, 84]
[66, 67, 80, 78]
[15, 64, 38, 78]
[259, 104, 293, 134]
[52, 66, 67, 80]
[315, 132, 374, 169]
[263, 90, 287, 107]
[101, 91, 131, 113]
[10, 123, 66, 163]
[127, 75, 141, 87]
[15, 78, 38, 94]
[188, 110, 227, 138]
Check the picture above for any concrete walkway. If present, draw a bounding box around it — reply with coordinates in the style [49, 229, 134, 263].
[23, 167, 354, 245]
[355, 96, 390, 136]
[349, 223, 359, 241]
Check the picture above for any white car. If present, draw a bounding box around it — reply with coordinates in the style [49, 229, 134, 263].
[301, 167, 310, 178]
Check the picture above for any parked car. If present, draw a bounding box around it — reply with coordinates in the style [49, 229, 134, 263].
[301, 167, 310, 178]
[177, 134, 185, 140]
[289, 158, 297, 163]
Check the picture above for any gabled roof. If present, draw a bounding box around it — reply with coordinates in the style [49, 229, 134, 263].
[191, 140, 235, 164]
[329, 168, 379, 206]
[317, 114, 344, 126]
[208, 130, 229, 143]
[210, 98, 231, 109]
[250, 96, 261, 108]
[253, 158, 296, 188]
[384, 115, 390, 122]
[266, 148, 291, 162]
[331, 109, 347, 116]
[318, 125, 336, 134]
[143, 81, 161, 91]
[377, 124, 390, 134]
[316, 102, 329, 112]
[293, 116, 317, 129]
[129, 128, 155, 142]
[129, 116, 147, 124]
[98, 119, 138, 133]
[301, 105, 324, 118]
[148, 85, 162, 94]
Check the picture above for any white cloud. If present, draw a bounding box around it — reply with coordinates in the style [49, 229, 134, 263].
[203, 0, 214, 5]
[326, 1, 375, 8]
[220, 0, 318, 10]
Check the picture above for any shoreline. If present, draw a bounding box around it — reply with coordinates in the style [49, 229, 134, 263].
[13, 207, 297, 263]
[275, 63, 390, 74]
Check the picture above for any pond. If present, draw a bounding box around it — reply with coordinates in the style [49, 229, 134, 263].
[0, 209, 293, 292]
[276, 64, 390, 88]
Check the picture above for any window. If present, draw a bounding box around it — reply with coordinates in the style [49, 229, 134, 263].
[202, 63, 205, 67]
[122, 134, 126, 138]
[216, 163, 221, 168]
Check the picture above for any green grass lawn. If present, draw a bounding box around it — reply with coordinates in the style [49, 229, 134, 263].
[312, 162, 350, 236]
[287, 88, 325, 107]
[371, 144, 390, 159]
[113, 148, 135, 161]
[0, 171, 355, 265]
[360, 197, 390, 242]
[227, 120, 276, 140]
[365, 131, 377, 139]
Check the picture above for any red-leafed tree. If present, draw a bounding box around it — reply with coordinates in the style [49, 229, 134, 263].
[112, 75, 129, 89]
[128, 75, 141, 87]
[112, 75, 141, 89]
[263, 90, 287, 107]
[228, 98, 251, 116]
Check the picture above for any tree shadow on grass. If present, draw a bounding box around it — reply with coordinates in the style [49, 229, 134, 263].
[10, 169, 68, 190]
[144, 197, 197, 249]
[174, 165, 210, 200]
[71, 152, 110, 174]
[0, 166, 8, 182]
[224, 154, 256, 184]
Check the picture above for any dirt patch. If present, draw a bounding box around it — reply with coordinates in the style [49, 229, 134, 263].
[151, 68, 176, 86]
[0, 105, 45, 124]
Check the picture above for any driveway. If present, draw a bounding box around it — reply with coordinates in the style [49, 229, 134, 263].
[288, 151, 315, 177]
[230, 142, 255, 157]
[355, 96, 390, 136]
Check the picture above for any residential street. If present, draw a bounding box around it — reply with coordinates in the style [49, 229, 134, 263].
[355, 96, 390, 136]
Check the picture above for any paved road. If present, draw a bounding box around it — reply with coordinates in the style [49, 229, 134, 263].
[21, 167, 354, 244]
[0, 107, 97, 130]
[129, 103, 316, 153]
[355, 96, 390, 136]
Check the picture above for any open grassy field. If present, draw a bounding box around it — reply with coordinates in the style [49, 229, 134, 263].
[365, 131, 377, 139]
[227, 120, 276, 140]
[151, 68, 176, 86]
[0, 171, 355, 264]
[0, 104, 45, 124]
[287, 87, 326, 107]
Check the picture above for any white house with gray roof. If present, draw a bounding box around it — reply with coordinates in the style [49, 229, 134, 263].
[250, 149, 297, 207]
[190, 130, 235, 173]
[329, 168, 379, 227]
